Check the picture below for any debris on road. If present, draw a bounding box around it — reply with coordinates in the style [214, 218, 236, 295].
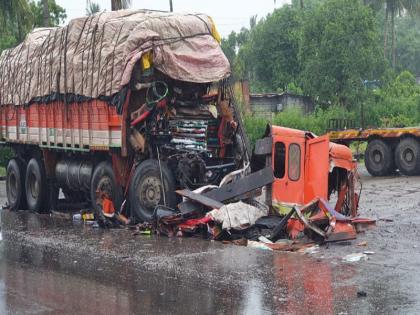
[247, 240, 273, 251]
[151, 183, 373, 252]
[87, 124, 375, 253]
[343, 253, 368, 262]
[207, 201, 267, 231]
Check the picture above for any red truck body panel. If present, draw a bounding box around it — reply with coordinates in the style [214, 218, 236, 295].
[0, 101, 122, 150]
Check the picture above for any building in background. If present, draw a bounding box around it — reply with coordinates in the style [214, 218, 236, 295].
[250, 92, 314, 120]
[232, 80, 314, 119]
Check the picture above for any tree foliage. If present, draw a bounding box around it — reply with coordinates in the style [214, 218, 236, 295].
[0, 0, 33, 49]
[29, 0, 67, 27]
[396, 15, 420, 74]
[224, 0, 387, 108]
[299, 0, 385, 107]
[0, 0, 66, 53]
[111, 0, 131, 11]
[249, 7, 302, 92]
[86, 0, 101, 16]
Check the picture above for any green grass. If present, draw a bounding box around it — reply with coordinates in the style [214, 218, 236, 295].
[0, 167, 6, 178]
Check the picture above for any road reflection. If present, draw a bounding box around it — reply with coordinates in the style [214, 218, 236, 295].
[0, 209, 361, 315]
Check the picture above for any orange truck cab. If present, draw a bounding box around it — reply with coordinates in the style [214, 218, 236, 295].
[256, 125, 359, 216]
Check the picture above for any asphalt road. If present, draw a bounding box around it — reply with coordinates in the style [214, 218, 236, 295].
[0, 165, 419, 314]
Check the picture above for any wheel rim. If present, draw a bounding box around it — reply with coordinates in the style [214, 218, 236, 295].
[137, 176, 162, 213]
[96, 176, 113, 197]
[372, 149, 383, 164]
[28, 171, 39, 200]
[7, 171, 18, 202]
[403, 148, 415, 164]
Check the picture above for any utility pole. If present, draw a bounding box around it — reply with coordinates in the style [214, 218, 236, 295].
[42, 0, 50, 27]
[169, 0, 173, 12]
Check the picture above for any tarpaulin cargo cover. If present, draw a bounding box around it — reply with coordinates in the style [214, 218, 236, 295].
[0, 10, 230, 107]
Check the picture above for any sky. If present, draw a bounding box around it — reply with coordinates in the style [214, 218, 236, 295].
[56, 0, 290, 37]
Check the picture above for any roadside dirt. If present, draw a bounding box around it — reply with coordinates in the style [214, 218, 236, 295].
[0, 164, 419, 314]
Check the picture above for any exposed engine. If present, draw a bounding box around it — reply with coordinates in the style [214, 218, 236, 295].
[129, 79, 245, 190]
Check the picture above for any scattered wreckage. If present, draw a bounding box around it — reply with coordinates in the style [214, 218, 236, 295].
[150, 125, 375, 250]
[0, 10, 374, 249]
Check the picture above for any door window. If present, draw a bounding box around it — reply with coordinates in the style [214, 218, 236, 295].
[274, 142, 286, 178]
[288, 143, 301, 181]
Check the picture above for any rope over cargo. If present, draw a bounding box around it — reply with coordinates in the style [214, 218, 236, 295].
[0, 10, 230, 110]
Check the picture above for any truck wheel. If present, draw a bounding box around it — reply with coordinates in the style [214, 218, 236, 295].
[90, 161, 123, 217]
[365, 139, 394, 176]
[395, 138, 420, 176]
[129, 159, 177, 222]
[25, 158, 48, 213]
[6, 158, 26, 210]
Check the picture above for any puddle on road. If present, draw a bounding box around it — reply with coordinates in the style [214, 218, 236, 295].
[0, 209, 414, 314]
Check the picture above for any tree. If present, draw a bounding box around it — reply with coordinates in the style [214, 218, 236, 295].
[387, 1, 420, 68]
[395, 15, 420, 74]
[366, 0, 420, 67]
[42, 0, 49, 26]
[221, 32, 237, 66]
[111, 0, 131, 11]
[86, 0, 101, 15]
[1, 0, 66, 54]
[299, 0, 386, 107]
[220, 17, 256, 81]
[0, 0, 33, 47]
[29, 0, 66, 27]
[243, 6, 303, 91]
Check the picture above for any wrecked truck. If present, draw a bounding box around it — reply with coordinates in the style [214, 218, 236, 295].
[0, 10, 248, 221]
[261, 126, 359, 217]
[0, 10, 358, 225]
[160, 125, 361, 242]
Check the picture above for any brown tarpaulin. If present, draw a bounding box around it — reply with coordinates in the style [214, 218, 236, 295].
[0, 10, 230, 106]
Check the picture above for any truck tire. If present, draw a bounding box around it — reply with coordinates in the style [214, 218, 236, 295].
[129, 159, 177, 222]
[90, 161, 123, 218]
[6, 158, 26, 210]
[395, 138, 420, 176]
[25, 158, 48, 213]
[365, 139, 394, 176]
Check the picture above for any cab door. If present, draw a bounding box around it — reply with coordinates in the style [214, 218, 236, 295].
[304, 135, 330, 203]
[272, 136, 306, 211]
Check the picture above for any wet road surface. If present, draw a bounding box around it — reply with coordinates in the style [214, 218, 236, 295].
[0, 165, 420, 314]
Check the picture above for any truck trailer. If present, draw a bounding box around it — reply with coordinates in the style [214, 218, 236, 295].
[328, 119, 420, 176]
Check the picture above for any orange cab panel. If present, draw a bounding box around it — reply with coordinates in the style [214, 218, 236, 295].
[272, 133, 306, 207]
[304, 135, 329, 203]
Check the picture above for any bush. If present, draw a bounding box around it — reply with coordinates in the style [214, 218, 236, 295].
[0, 147, 13, 168]
[243, 70, 420, 145]
[363, 71, 420, 128]
[244, 115, 268, 146]
[244, 105, 355, 146]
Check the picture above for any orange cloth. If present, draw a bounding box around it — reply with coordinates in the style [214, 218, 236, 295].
[102, 197, 115, 216]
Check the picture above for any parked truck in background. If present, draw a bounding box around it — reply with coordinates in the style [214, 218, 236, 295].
[0, 10, 359, 222]
[327, 119, 420, 176]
